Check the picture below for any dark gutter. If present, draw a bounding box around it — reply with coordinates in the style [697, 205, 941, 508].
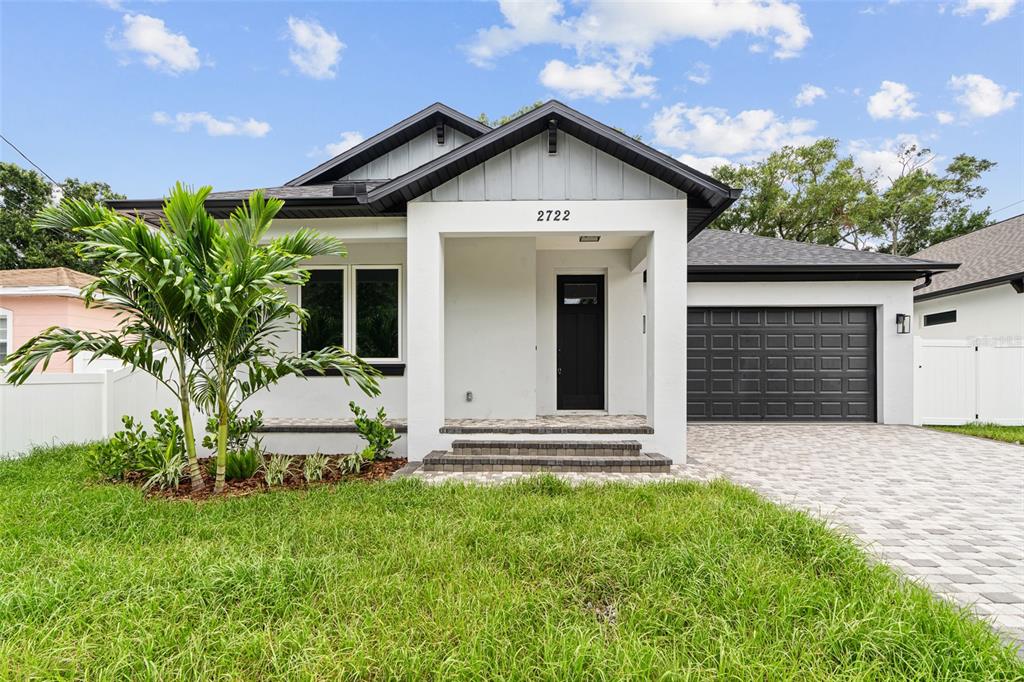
[914, 271, 1024, 301]
[689, 262, 959, 283]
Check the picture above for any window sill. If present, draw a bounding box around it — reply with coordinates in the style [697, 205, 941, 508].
[302, 363, 405, 377]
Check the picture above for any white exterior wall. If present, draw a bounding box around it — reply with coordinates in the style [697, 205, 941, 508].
[687, 280, 916, 424]
[444, 237, 537, 418]
[916, 284, 1024, 341]
[413, 132, 685, 203]
[535, 249, 645, 415]
[341, 126, 472, 181]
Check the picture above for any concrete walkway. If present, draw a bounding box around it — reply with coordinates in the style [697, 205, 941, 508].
[413, 423, 1024, 644]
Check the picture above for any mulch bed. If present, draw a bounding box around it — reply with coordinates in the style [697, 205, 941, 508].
[145, 456, 407, 501]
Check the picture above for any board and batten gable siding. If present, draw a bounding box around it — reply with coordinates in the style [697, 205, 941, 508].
[340, 126, 473, 181]
[411, 131, 686, 203]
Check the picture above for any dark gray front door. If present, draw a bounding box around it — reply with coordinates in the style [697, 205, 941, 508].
[687, 307, 876, 421]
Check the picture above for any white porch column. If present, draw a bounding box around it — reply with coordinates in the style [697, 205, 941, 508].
[405, 224, 445, 460]
[646, 226, 687, 463]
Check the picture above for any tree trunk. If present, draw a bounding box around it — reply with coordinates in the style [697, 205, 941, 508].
[180, 397, 205, 492]
[213, 393, 229, 494]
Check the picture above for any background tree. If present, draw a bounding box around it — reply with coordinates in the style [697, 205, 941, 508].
[711, 140, 994, 253]
[477, 101, 545, 128]
[0, 162, 123, 273]
[711, 139, 877, 247]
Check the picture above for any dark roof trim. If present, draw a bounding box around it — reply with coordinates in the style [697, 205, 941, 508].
[914, 271, 1024, 301]
[690, 262, 959, 283]
[107, 196, 388, 221]
[286, 103, 492, 187]
[362, 100, 741, 239]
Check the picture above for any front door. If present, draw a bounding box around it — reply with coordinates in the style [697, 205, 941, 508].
[557, 274, 605, 410]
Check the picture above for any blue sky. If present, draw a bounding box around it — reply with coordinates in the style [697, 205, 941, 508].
[2, 1, 1022, 220]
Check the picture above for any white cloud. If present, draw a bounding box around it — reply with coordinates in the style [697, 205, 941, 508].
[539, 59, 656, 100]
[687, 61, 712, 85]
[308, 131, 366, 158]
[866, 80, 920, 120]
[953, 0, 1018, 22]
[794, 83, 826, 107]
[935, 110, 956, 124]
[466, 0, 811, 99]
[677, 153, 734, 174]
[949, 73, 1020, 117]
[152, 111, 271, 138]
[651, 103, 817, 161]
[109, 13, 200, 74]
[286, 17, 344, 79]
[849, 134, 934, 187]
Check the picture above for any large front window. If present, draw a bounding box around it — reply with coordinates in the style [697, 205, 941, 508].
[299, 266, 401, 361]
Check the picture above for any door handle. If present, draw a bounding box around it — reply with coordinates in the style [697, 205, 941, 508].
[557, 367, 562, 375]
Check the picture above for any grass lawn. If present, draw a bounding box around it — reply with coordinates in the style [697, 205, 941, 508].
[929, 423, 1024, 445]
[0, 445, 1020, 679]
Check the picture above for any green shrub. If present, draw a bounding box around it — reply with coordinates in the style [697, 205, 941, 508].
[85, 439, 135, 481]
[136, 438, 186, 491]
[339, 451, 364, 475]
[303, 452, 330, 483]
[202, 409, 264, 452]
[205, 447, 263, 482]
[349, 402, 398, 460]
[85, 412, 184, 487]
[263, 454, 290, 486]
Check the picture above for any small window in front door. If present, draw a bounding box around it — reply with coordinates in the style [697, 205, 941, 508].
[557, 275, 605, 410]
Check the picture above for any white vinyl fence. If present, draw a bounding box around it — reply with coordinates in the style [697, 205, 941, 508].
[915, 337, 1024, 426]
[0, 365, 176, 459]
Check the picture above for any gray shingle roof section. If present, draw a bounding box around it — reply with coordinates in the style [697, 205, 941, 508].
[689, 229, 955, 269]
[911, 214, 1024, 299]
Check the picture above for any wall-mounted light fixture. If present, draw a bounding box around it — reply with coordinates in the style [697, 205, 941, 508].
[896, 313, 911, 334]
[578, 235, 600, 243]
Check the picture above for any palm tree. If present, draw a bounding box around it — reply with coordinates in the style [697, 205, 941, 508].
[2, 186, 213, 490]
[188, 190, 380, 493]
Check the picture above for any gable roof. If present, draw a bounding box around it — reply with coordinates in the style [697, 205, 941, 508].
[689, 229, 958, 280]
[0, 267, 96, 289]
[110, 100, 740, 237]
[363, 100, 740, 238]
[286, 102, 492, 187]
[910, 214, 1024, 300]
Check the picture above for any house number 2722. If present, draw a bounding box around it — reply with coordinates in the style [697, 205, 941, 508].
[536, 209, 571, 222]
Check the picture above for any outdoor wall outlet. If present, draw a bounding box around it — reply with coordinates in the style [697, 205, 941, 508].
[465, 391, 473, 402]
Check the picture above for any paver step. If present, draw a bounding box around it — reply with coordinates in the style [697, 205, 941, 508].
[451, 439, 642, 458]
[422, 450, 670, 473]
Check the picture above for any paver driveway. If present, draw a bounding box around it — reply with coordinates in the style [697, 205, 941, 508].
[686, 424, 1024, 646]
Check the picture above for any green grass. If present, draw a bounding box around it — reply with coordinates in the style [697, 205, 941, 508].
[0, 445, 1020, 680]
[929, 423, 1024, 445]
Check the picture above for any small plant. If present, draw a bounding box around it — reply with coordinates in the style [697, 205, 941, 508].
[263, 454, 291, 486]
[303, 452, 330, 483]
[202, 409, 264, 453]
[206, 447, 263, 482]
[349, 402, 399, 460]
[85, 414, 178, 483]
[339, 450, 365, 475]
[85, 439, 135, 481]
[136, 437, 186, 491]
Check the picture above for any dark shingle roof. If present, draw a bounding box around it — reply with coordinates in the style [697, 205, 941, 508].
[911, 214, 1024, 299]
[689, 229, 956, 274]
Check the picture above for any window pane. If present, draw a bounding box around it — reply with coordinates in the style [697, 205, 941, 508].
[564, 282, 599, 305]
[923, 310, 956, 327]
[301, 270, 344, 352]
[0, 316, 7, 359]
[356, 269, 399, 358]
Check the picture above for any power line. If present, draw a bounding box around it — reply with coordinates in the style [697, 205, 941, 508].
[989, 198, 1024, 217]
[0, 133, 61, 186]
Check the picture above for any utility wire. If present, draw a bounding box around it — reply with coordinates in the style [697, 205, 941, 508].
[0, 133, 61, 186]
[989, 198, 1024, 217]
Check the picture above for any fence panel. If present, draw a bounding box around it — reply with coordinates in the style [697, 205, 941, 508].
[915, 338, 1024, 426]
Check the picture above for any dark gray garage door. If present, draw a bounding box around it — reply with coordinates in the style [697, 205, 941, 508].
[687, 307, 876, 421]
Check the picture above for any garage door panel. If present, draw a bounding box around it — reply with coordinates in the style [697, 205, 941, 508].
[688, 306, 876, 422]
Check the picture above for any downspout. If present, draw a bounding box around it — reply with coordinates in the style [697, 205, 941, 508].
[913, 273, 932, 291]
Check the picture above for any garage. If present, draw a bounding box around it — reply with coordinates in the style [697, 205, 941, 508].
[687, 306, 877, 421]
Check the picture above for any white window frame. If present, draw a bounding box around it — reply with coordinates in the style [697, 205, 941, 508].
[296, 265, 403, 362]
[352, 265, 403, 363]
[0, 307, 12, 361]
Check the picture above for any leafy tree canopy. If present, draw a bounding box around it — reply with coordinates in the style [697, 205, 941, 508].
[710, 140, 995, 255]
[0, 162, 124, 273]
[477, 101, 545, 128]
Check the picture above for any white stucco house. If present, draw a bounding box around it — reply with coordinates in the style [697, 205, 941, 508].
[110, 101, 957, 470]
[912, 214, 1023, 341]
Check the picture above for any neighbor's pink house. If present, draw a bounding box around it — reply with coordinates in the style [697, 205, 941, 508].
[0, 267, 119, 373]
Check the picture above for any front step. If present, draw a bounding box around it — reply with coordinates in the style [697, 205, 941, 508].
[422, 449, 671, 473]
[452, 439, 641, 458]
